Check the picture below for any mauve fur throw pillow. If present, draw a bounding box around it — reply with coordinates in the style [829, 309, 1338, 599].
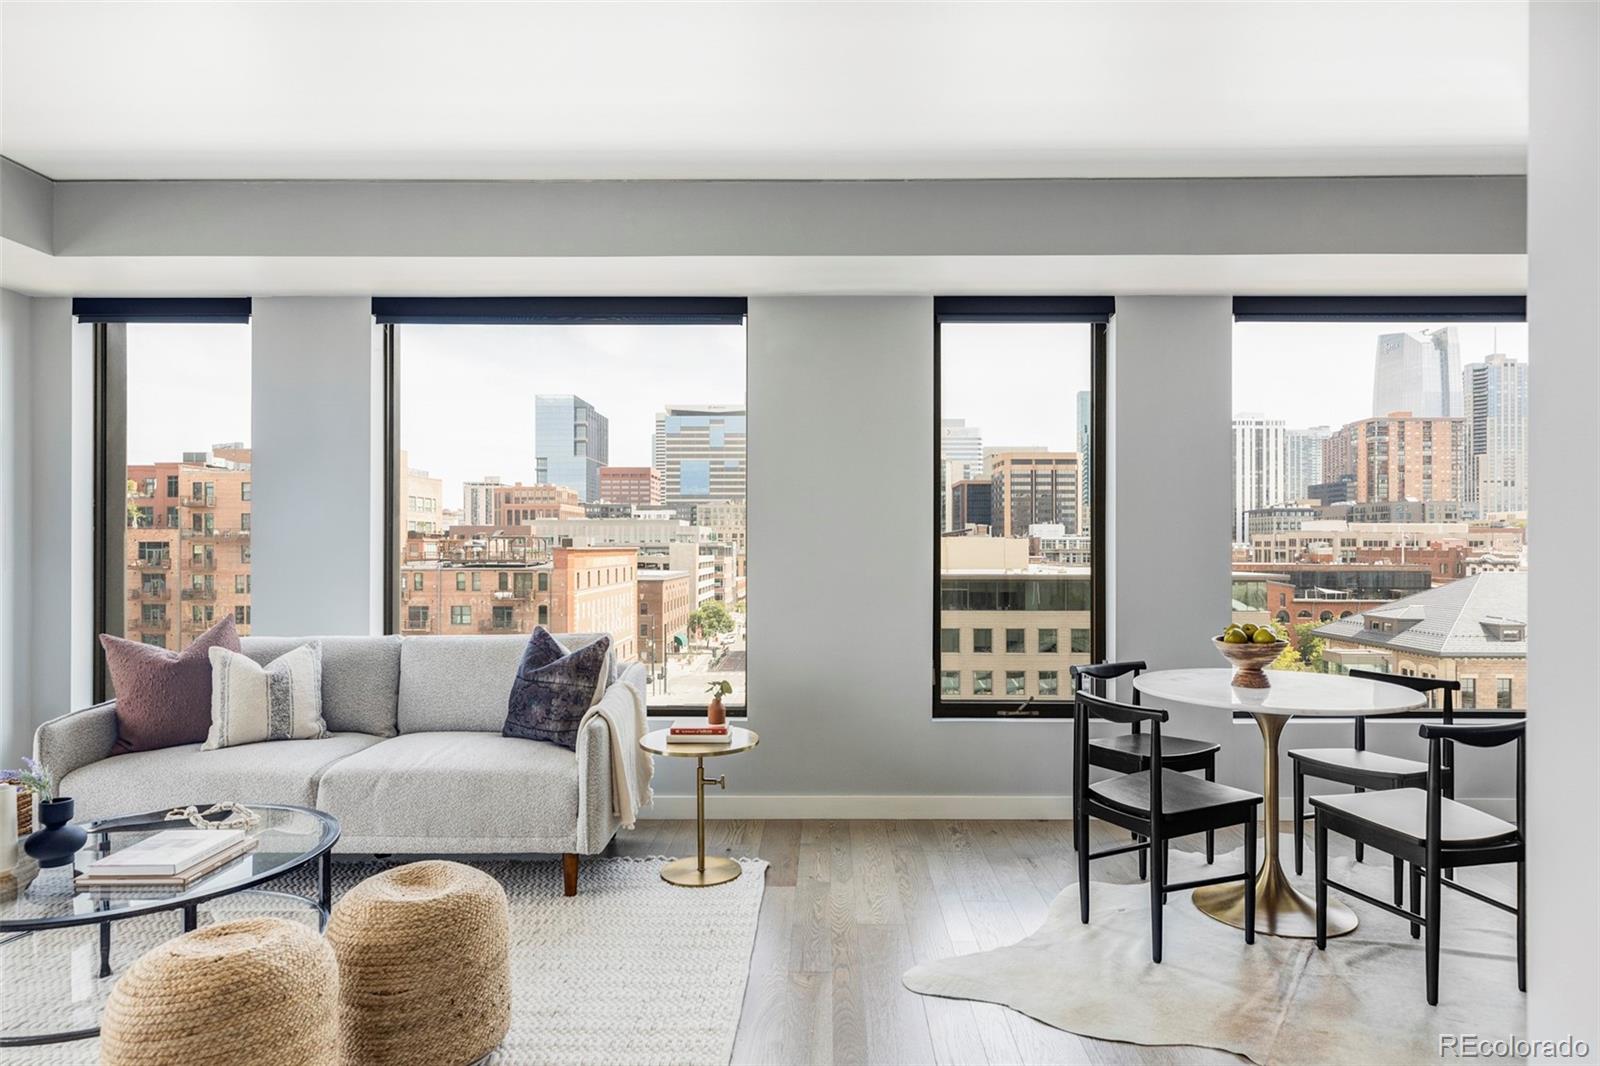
[100, 616, 241, 754]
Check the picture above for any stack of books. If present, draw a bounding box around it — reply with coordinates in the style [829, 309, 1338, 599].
[666, 717, 733, 745]
[74, 829, 256, 890]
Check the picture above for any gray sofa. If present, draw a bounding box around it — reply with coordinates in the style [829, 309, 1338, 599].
[33, 633, 645, 895]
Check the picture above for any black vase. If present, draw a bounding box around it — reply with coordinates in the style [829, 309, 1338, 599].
[24, 797, 88, 869]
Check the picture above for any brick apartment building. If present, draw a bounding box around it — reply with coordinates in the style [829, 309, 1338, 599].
[494, 483, 586, 524]
[599, 466, 662, 507]
[637, 569, 693, 671]
[1323, 412, 1468, 505]
[123, 450, 253, 648]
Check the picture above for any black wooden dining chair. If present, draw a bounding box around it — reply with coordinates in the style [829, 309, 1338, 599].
[1313, 721, 1524, 1005]
[1289, 671, 1459, 900]
[1071, 661, 1223, 871]
[1074, 689, 1262, 963]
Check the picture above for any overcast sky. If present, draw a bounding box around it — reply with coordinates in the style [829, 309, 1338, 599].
[127, 318, 1530, 505]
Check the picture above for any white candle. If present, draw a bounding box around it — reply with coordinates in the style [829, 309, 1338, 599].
[0, 785, 16, 871]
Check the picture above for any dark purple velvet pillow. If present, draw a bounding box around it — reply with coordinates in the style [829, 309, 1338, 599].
[504, 630, 611, 750]
[101, 616, 241, 754]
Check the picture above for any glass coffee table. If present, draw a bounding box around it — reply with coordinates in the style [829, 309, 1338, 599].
[0, 803, 339, 1047]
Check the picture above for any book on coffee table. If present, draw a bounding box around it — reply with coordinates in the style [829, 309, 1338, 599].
[76, 836, 257, 889]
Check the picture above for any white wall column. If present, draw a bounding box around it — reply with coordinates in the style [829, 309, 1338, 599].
[24, 299, 96, 736]
[250, 298, 384, 636]
[1527, 0, 1598, 1044]
[1, 290, 36, 763]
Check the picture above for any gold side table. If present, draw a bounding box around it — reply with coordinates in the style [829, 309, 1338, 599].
[639, 727, 759, 887]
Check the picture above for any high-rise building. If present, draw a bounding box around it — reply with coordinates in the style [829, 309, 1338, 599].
[1076, 391, 1093, 532]
[401, 455, 444, 535]
[462, 477, 502, 527]
[1372, 326, 1462, 418]
[535, 394, 608, 502]
[1323, 413, 1467, 507]
[1285, 425, 1332, 500]
[989, 452, 1081, 538]
[1232, 414, 1287, 543]
[940, 419, 983, 480]
[949, 479, 993, 532]
[599, 466, 662, 507]
[1462, 353, 1529, 516]
[653, 405, 747, 508]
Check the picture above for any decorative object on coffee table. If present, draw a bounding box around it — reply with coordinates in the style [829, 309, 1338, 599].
[640, 727, 759, 887]
[0, 782, 38, 902]
[25, 797, 90, 869]
[705, 680, 732, 726]
[163, 802, 263, 831]
[99, 917, 338, 1066]
[328, 860, 511, 1066]
[1212, 633, 1285, 689]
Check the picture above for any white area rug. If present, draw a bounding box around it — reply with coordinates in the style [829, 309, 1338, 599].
[2, 856, 767, 1066]
[904, 837, 1524, 1065]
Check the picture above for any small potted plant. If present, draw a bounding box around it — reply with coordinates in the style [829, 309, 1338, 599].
[2, 757, 85, 869]
[705, 680, 733, 726]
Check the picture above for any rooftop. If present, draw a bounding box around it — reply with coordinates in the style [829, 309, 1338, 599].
[1314, 572, 1528, 658]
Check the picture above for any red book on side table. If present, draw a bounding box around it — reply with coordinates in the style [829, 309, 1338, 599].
[667, 718, 732, 744]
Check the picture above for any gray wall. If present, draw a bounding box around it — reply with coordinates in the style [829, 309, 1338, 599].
[1527, 0, 1598, 1044]
[250, 298, 384, 637]
[0, 289, 34, 764]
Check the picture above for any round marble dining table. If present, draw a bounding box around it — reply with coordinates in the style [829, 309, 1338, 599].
[1132, 668, 1427, 938]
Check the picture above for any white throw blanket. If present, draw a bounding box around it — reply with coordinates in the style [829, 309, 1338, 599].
[581, 672, 654, 828]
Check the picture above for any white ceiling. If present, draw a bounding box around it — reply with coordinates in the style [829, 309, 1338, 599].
[0, 1, 1529, 181]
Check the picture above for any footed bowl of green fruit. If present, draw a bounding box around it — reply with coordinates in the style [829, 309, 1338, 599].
[1213, 623, 1285, 689]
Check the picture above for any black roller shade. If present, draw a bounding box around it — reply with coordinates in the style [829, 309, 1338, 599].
[935, 296, 1114, 323]
[372, 297, 748, 325]
[72, 298, 252, 324]
[1233, 296, 1525, 322]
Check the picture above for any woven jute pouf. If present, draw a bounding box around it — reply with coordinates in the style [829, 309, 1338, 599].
[99, 916, 338, 1066]
[327, 860, 511, 1066]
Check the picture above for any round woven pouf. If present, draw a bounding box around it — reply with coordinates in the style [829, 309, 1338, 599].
[99, 916, 338, 1066]
[327, 860, 511, 1066]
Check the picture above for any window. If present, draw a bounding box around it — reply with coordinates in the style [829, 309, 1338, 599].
[240, 513, 251, 531]
[93, 310, 252, 696]
[242, 482, 252, 501]
[233, 605, 251, 625]
[1496, 678, 1513, 710]
[456, 573, 467, 591]
[1231, 301, 1527, 707]
[940, 671, 961, 696]
[973, 671, 993, 696]
[413, 573, 424, 591]
[407, 605, 429, 631]
[940, 628, 960, 653]
[384, 298, 747, 712]
[451, 606, 470, 625]
[937, 300, 1105, 717]
[1038, 670, 1059, 696]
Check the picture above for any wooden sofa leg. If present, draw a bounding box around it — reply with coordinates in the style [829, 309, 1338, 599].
[562, 853, 579, 897]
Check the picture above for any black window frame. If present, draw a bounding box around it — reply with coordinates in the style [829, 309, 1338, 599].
[933, 298, 1110, 719]
[87, 299, 252, 702]
[378, 296, 749, 718]
[1229, 295, 1529, 722]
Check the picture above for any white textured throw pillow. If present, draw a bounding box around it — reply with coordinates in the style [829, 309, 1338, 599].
[204, 643, 327, 750]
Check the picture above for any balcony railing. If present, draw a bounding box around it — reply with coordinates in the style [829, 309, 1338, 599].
[188, 557, 218, 572]
[129, 586, 171, 601]
[492, 589, 532, 601]
[478, 620, 520, 633]
[187, 493, 217, 508]
[130, 556, 172, 570]
[181, 587, 217, 602]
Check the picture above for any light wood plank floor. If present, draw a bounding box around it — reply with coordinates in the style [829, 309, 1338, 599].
[608, 819, 1313, 1066]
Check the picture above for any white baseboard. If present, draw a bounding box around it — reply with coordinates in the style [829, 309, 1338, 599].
[637, 793, 1519, 821]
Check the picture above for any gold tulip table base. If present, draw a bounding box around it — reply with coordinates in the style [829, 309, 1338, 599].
[660, 855, 742, 888]
[1191, 710, 1359, 939]
[1193, 860, 1357, 939]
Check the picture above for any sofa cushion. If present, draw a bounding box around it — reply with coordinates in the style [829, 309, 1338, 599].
[58, 732, 382, 824]
[242, 635, 401, 737]
[397, 633, 610, 734]
[101, 616, 240, 754]
[205, 643, 327, 750]
[314, 732, 580, 854]
[504, 634, 610, 751]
